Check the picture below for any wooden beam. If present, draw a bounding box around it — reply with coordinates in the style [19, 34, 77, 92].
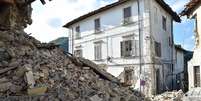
[77, 57, 120, 84]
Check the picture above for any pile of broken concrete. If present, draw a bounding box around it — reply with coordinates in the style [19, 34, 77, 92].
[152, 90, 184, 101]
[0, 29, 149, 101]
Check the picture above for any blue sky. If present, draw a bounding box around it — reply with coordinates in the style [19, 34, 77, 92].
[25, 0, 194, 50]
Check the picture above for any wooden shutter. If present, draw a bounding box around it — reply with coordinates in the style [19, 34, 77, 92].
[155, 41, 161, 57]
[123, 7, 131, 19]
[94, 43, 102, 60]
[169, 37, 173, 46]
[94, 45, 98, 60]
[95, 18, 100, 32]
[121, 40, 133, 57]
[128, 40, 132, 57]
[194, 66, 200, 87]
[121, 41, 125, 57]
[125, 41, 129, 57]
[162, 16, 166, 31]
[158, 43, 161, 57]
[97, 43, 102, 60]
[75, 26, 80, 39]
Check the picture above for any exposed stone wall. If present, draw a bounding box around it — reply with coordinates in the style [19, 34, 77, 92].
[0, 1, 32, 30]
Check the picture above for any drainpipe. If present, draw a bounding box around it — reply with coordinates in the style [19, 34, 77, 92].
[137, 0, 142, 93]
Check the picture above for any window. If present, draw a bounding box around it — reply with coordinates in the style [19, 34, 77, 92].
[162, 16, 167, 31]
[155, 41, 161, 57]
[94, 18, 101, 33]
[94, 42, 102, 60]
[123, 7, 132, 24]
[124, 7, 131, 19]
[74, 49, 82, 57]
[168, 37, 173, 46]
[121, 40, 139, 57]
[154, 7, 158, 23]
[75, 26, 80, 39]
[194, 66, 200, 87]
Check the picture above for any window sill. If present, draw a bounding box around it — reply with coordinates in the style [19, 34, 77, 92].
[122, 21, 135, 26]
[121, 56, 139, 59]
[94, 30, 102, 34]
[155, 56, 161, 59]
[94, 59, 104, 62]
[75, 37, 81, 40]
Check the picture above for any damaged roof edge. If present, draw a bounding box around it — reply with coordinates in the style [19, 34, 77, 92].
[0, 0, 15, 4]
[155, 0, 181, 22]
[63, 0, 181, 28]
[180, 0, 201, 17]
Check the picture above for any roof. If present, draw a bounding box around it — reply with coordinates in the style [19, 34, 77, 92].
[0, 0, 53, 5]
[180, 0, 201, 17]
[175, 45, 186, 52]
[63, 0, 181, 28]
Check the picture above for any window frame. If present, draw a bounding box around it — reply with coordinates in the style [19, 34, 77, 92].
[120, 38, 139, 58]
[162, 16, 167, 31]
[94, 18, 101, 33]
[194, 66, 200, 87]
[94, 42, 102, 61]
[75, 26, 81, 39]
[123, 6, 132, 25]
[123, 6, 132, 19]
[154, 41, 161, 57]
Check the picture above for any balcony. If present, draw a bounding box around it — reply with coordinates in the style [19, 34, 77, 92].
[94, 27, 102, 34]
[122, 17, 134, 25]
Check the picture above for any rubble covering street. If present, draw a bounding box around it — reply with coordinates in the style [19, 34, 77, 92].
[152, 90, 184, 101]
[0, 29, 151, 101]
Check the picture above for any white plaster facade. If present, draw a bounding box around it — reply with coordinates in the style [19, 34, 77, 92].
[65, 0, 180, 95]
[187, 4, 201, 89]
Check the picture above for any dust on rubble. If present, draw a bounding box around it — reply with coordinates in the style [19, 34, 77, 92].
[0, 1, 151, 101]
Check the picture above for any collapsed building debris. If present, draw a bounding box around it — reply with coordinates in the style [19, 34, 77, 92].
[152, 90, 184, 101]
[0, 29, 151, 101]
[0, 0, 149, 101]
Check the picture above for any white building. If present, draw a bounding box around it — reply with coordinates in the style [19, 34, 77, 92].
[181, 0, 201, 90]
[64, 0, 180, 95]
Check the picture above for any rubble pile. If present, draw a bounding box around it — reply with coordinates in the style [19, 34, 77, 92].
[0, 1, 150, 100]
[0, 29, 150, 101]
[152, 90, 184, 101]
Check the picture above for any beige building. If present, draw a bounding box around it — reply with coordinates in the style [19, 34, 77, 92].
[181, 0, 201, 89]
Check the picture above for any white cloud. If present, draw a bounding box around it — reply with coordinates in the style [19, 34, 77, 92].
[171, 0, 187, 12]
[165, 0, 189, 12]
[25, 0, 113, 42]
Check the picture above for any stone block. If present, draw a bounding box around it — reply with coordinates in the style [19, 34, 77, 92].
[27, 87, 47, 95]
